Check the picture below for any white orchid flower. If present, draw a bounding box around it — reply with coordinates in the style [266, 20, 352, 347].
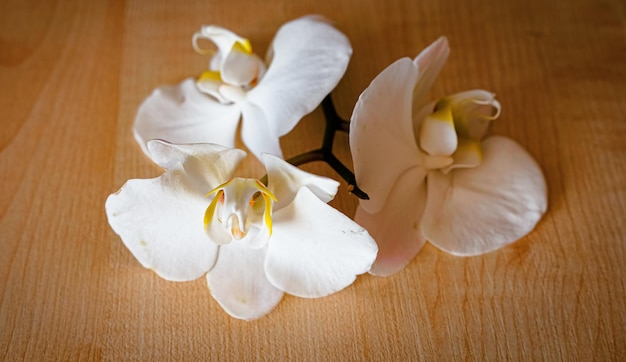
[105, 140, 377, 320]
[349, 37, 547, 276]
[133, 15, 352, 160]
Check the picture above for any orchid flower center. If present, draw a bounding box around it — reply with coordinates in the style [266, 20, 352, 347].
[418, 93, 500, 173]
[204, 178, 277, 244]
[193, 28, 266, 104]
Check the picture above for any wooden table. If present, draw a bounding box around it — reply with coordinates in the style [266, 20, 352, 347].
[1, 0, 624, 359]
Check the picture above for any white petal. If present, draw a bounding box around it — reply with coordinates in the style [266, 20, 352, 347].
[246, 15, 352, 138]
[207, 243, 284, 320]
[147, 140, 246, 193]
[240, 102, 284, 159]
[133, 78, 241, 158]
[203, 190, 233, 245]
[105, 172, 217, 281]
[262, 153, 339, 210]
[412, 36, 450, 113]
[421, 136, 548, 256]
[349, 57, 422, 214]
[265, 188, 378, 298]
[355, 167, 428, 276]
[442, 138, 483, 173]
[196, 76, 229, 103]
[192, 25, 250, 63]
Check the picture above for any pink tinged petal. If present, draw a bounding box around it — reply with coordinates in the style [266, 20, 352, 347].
[207, 243, 284, 321]
[265, 188, 378, 298]
[412, 36, 450, 112]
[240, 102, 284, 159]
[105, 173, 217, 281]
[421, 136, 548, 256]
[147, 140, 246, 193]
[355, 167, 428, 276]
[262, 153, 339, 211]
[449, 89, 501, 140]
[350, 57, 422, 214]
[246, 15, 352, 138]
[133, 79, 242, 158]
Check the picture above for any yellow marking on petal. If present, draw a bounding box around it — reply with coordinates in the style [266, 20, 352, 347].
[232, 38, 252, 54]
[199, 70, 222, 83]
[431, 99, 453, 122]
[254, 180, 278, 201]
[204, 190, 224, 231]
[206, 179, 233, 197]
[441, 138, 484, 174]
[261, 193, 274, 236]
[454, 138, 483, 165]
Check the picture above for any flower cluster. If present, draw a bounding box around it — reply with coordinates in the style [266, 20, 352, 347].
[106, 16, 547, 320]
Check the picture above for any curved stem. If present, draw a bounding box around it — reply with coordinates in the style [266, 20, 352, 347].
[285, 95, 369, 200]
[261, 95, 368, 199]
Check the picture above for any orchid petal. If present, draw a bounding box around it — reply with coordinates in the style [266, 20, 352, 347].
[147, 140, 246, 193]
[203, 190, 232, 245]
[240, 102, 284, 159]
[207, 243, 284, 320]
[196, 71, 229, 103]
[421, 136, 548, 256]
[265, 187, 377, 298]
[262, 153, 339, 210]
[105, 172, 217, 281]
[192, 25, 251, 65]
[350, 57, 422, 214]
[355, 167, 428, 276]
[442, 138, 483, 173]
[237, 202, 271, 249]
[246, 15, 352, 138]
[412, 37, 450, 113]
[133, 79, 241, 157]
[449, 89, 501, 141]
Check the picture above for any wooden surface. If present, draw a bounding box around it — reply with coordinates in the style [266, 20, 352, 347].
[1, 0, 625, 360]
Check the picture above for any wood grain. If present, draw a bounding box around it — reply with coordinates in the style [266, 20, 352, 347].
[1, 0, 624, 360]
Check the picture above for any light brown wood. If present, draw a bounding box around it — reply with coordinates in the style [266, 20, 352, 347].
[1, 0, 625, 359]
